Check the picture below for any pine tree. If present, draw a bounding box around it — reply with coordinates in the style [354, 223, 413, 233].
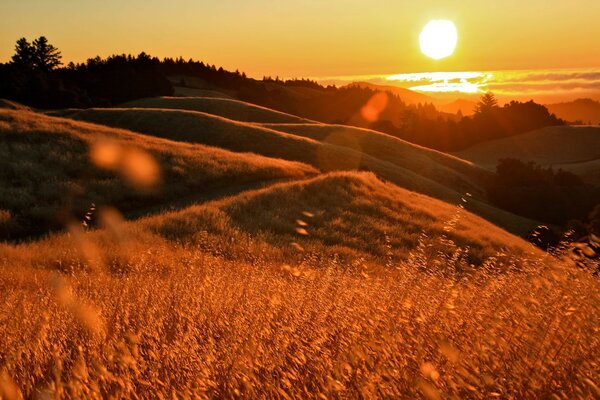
[32, 36, 62, 71]
[10, 38, 35, 69]
[474, 92, 498, 115]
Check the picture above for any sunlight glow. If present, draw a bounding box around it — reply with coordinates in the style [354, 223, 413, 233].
[386, 71, 493, 94]
[419, 20, 457, 60]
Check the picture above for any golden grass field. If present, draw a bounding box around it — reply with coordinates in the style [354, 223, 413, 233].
[0, 101, 598, 399]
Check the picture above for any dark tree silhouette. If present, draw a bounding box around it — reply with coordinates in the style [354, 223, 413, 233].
[474, 92, 498, 115]
[486, 158, 599, 226]
[10, 37, 62, 71]
[10, 38, 35, 70]
[32, 36, 62, 71]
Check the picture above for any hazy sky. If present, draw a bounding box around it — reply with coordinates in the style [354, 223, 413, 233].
[1, 0, 599, 78]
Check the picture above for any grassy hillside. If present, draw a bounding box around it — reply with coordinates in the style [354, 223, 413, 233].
[260, 122, 490, 195]
[1, 172, 597, 398]
[63, 107, 539, 235]
[139, 172, 537, 267]
[121, 96, 314, 123]
[0, 109, 316, 239]
[1, 172, 538, 270]
[0, 98, 31, 110]
[456, 125, 600, 184]
[62, 108, 471, 196]
[172, 86, 234, 98]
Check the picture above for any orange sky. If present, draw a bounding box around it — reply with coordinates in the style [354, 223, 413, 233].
[1, 1, 599, 78]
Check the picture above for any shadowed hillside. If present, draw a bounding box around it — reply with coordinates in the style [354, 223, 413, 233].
[260, 122, 489, 194]
[347, 81, 434, 105]
[0, 109, 316, 239]
[172, 86, 234, 99]
[456, 125, 600, 185]
[122, 96, 315, 123]
[2, 172, 539, 271]
[546, 98, 600, 124]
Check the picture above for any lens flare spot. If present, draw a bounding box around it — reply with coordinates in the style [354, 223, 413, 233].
[360, 92, 389, 122]
[121, 148, 160, 189]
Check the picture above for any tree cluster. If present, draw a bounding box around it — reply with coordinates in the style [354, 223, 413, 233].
[0, 37, 172, 108]
[486, 158, 599, 246]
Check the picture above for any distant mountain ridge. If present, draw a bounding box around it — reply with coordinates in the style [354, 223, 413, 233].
[346, 81, 435, 105]
[545, 98, 600, 124]
[436, 98, 478, 116]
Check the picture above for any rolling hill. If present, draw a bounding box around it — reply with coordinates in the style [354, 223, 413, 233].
[121, 96, 315, 123]
[347, 81, 435, 104]
[0, 108, 316, 239]
[259, 122, 488, 191]
[172, 86, 234, 99]
[456, 125, 600, 184]
[1, 105, 597, 400]
[545, 98, 600, 124]
[60, 105, 541, 235]
[2, 171, 540, 273]
[436, 98, 478, 115]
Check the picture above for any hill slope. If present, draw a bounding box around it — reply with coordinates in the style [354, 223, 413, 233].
[1, 171, 596, 400]
[62, 107, 539, 235]
[0, 109, 316, 239]
[260, 122, 489, 195]
[3, 171, 539, 272]
[545, 98, 600, 124]
[1, 124, 597, 399]
[121, 96, 315, 123]
[347, 82, 434, 104]
[456, 125, 600, 184]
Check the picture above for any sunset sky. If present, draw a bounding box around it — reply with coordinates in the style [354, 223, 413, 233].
[1, 1, 599, 101]
[2, 1, 599, 75]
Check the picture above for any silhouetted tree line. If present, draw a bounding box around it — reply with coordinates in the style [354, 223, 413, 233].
[0, 37, 172, 108]
[378, 94, 564, 151]
[486, 158, 600, 247]
[1, 37, 563, 151]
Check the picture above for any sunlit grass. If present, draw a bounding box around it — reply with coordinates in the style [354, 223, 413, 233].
[0, 107, 597, 399]
[0, 215, 597, 398]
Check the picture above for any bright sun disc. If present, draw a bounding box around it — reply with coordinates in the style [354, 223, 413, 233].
[419, 20, 457, 60]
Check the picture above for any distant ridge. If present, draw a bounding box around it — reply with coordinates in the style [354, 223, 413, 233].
[456, 125, 600, 185]
[121, 96, 315, 123]
[436, 98, 478, 116]
[346, 81, 434, 104]
[545, 98, 600, 124]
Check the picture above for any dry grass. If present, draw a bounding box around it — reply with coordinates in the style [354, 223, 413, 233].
[121, 96, 314, 123]
[0, 109, 316, 239]
[63, 107, 539, 235]
[1, 107, 597, 399]
[1, 172, 537, 271]
[0, 172, 597, 398]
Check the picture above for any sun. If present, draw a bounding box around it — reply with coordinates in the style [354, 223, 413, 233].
[419, 20, 457, 60]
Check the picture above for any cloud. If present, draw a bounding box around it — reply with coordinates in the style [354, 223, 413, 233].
[313, 69, 600, 101]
